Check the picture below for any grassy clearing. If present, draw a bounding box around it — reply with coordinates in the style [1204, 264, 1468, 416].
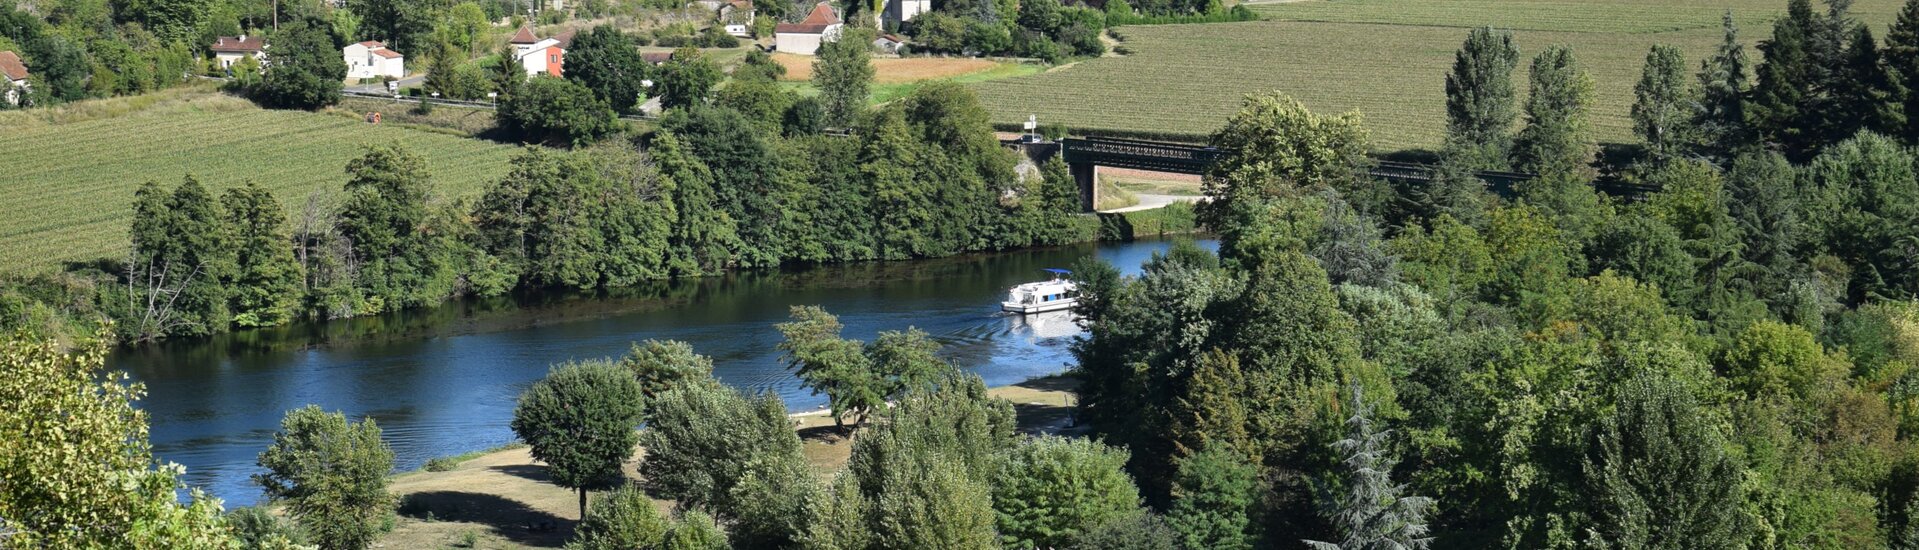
[1103, 168, 1203, 196]
[0, 89, 520, 275]
[1095, 178, 1141, 211]
[970, 0, 1903, 150]
[774, 54, 1045, 104]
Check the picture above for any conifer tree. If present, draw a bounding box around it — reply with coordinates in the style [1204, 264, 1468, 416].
[1751, 0, 1823, 159]
[1886, 0, 1919, 143]
[1695, 12, 1753, 161]
[1304, 384, 1435, 550]
[1513, 45, 1596, 177]
[1442, 27, 1521, 170]
[1832, 26, 1904, 141]
[1580, 374, 1746, 549]
[1633, 45, 1695, 162]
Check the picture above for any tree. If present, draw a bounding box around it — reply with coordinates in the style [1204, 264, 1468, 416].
[222, 181, 302, 327]
[123, 176, 236, 340]
[1888, 0, 1919, 144]
[570, 485, 671, 550]
[1831, 26, 1903, 142]
[1070, 514, 1184, 550]
[1695, 11, 1753, 161]
[841, 373, 1015, 549]
[665, 510, 730, 550]
[510, 360, 646, 519]
[815, 30, 875, 127]
[776, 305, 948, 428]
[253, 18, 346, 109]
[255, 406, 396, 550]
[116, 0, 213, 43]
[1633, 45, 1695, 162]
[0, 335, 237, 548]
[637, 380, 806, 515]
[1442, 27, 1521, 170]
[656, 46, 721, 111]
[347, 0, 451, 55]
[423, 40, 487, 100]
[1304, 385, 1435, 550]
[1167, 446, 1258, 550]
[617, 339, 715, 404]
[650, 130, 740, 275]
[1579, 374, 1746, 549]
[1201, 92, 1370, 233]
[339, 144, 447, 310]
[1751, 0, 1823, 160]
[489, 42, 525, 95]
[443, 2, 490, 54]
[992, 437, 1144, 549]
[498, 76, 620, 147]
[1513, 45, 1596, 177]
[566, 25, 651, 114]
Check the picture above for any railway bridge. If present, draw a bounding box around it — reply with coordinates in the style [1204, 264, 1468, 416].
[1006, 136, 1652, 211]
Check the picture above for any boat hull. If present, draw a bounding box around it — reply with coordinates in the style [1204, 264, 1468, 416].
[1002, 299, 1077, 314]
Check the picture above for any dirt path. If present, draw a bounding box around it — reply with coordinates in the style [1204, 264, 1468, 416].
[378, 376, 1080, 549]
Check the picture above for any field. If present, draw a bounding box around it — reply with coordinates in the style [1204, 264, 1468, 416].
[774, 54, 1045, 104]
[0, 87, 520, 274]
[970, 0, 1905, 150]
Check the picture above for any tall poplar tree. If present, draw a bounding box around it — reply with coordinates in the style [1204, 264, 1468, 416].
[1513, 45, 1596, 177]
[815, 30, 875, 128]
[1632, 45, 1695, 162]
[1442, 27, 1521, 170]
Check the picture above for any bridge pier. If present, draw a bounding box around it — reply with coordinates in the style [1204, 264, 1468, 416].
[1070, 162, 1098, 212]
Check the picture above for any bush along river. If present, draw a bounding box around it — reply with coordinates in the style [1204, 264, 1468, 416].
[112, 237, 1218, 507]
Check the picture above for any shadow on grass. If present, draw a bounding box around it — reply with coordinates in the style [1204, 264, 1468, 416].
[398, 491, 572, 547]
[1014, 401, 1086, 436]
[487, 464, 552, 483]
[1013, 375, 1080, 394]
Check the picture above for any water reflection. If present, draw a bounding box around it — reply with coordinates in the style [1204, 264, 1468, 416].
[113, 237, 1216, 506]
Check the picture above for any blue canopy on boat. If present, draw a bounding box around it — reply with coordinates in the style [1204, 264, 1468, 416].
[1042, 268, 1072, 274]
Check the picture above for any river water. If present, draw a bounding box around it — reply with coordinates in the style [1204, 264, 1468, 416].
[111, 237, 1215, 507]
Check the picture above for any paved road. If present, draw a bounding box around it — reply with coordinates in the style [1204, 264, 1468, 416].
[346, 75, 425, 95]
[1098, 193, 1207, 214]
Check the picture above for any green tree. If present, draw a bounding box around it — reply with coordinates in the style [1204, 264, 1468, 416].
[1442, 27, 1521, 170]
[1832, 26, 1904, 142]
[656, 46, 721, 111]
[1633, 45, 1695, 162]
[255, 406, 396, 550]
[842, 373, 1014, 549]
[776, 305, 948, 428]
[253, 18, 346, 109]
[1167, 446, 1258, 550]
[1751, 0, 1822, 159]
[443, 2, 490, 54]
[1303, 385, 1435, 550]
[1805, 131, 1919, 302]
[1070, 514, 1184, 550]
[665, 510, 730, 550]
[222, 181, 302, 327]
[992, 437, 1144, 549]
[570, 485, 671, 550]
[815, 30, 875, 127]
[566, 25, 651, 114]
[1694, 12, 1753, 160]
[1579, 374, 1747, 549]
[339, 144, 447, 310]
[489, 42, 525, 95]
[510, 360, 646, 519]
[499, 76, 620, 147]
[637, 379, 806, 515]
[1724, 151, 1805, 317]
[1513, 45, 1597, 177]
[1887, 0, 1919, 144]
[617, 339, 715, 404]
[116, 0, 212, 43]
[0, 336, 237, 548]
[124, 176, 236, 340]
[650, 130, 740, 275]
[1201, 92, 1370, 232]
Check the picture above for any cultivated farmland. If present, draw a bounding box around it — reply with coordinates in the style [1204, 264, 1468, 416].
[971, 0, 1904, 150]
[0, 90, 520, 274]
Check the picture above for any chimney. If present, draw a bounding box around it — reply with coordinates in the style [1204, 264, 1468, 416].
[240, 34, 247, 43]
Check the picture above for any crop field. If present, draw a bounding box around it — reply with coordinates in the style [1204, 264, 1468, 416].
[0, 91, 519, 274]
[776, 54, 1045, 104]
[971, 0, 1903, 150]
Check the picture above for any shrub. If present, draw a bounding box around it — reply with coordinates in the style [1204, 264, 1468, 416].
[424, 457, 459, 472]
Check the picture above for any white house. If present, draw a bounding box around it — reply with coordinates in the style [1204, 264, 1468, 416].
[511, 26, 576, 76]
[0, 50, 27, 106]
[775, 2, 843, 56]
[210, 35, 267, 70]
[884, 0, 930, 25]
[343, 41, 405, 80]
[719, 0, 755, 37]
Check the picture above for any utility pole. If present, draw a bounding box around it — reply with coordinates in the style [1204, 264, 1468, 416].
[273, 0, 279, 32]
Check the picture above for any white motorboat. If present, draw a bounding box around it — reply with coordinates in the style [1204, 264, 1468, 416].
[1001, 269, 1079, 314]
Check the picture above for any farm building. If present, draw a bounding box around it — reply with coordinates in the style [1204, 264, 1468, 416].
[885, 0, 930, 25]
[343, 41, 405, 80]
[720, 0, 755, 37]
[775, 2, 843, 56]
[874, 34, 905, 55]
[210, 35, 267, 70]
[0, 50, 26, 106]
[511, 26, 576, 76]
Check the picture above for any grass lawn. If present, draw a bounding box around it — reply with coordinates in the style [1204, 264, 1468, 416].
[969, 0, 1904, 150]
[773, 54, 1045, 104]
[0, 85, 521, 275]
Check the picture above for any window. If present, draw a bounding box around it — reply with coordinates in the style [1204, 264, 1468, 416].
[549, 54, 558, 63]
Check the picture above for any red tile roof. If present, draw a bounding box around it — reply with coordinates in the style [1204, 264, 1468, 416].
[509, 25, 540, 44]
[0, 51, 26, 82]
[776, 2, 840, 34]
[554, 29, 578, 49]
[641, 52, 673, 65]
[371, 48, 404, 59]
[356, 40, 387, 49]
[210, 35, 266, 53]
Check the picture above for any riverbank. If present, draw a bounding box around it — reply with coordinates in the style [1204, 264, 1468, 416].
[375, 375, 1080, 549]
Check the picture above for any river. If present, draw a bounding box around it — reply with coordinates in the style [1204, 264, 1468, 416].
[111, 237, 1216, 507]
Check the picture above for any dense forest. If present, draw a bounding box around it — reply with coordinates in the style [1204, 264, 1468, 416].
[22, 0, 1919, 548]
